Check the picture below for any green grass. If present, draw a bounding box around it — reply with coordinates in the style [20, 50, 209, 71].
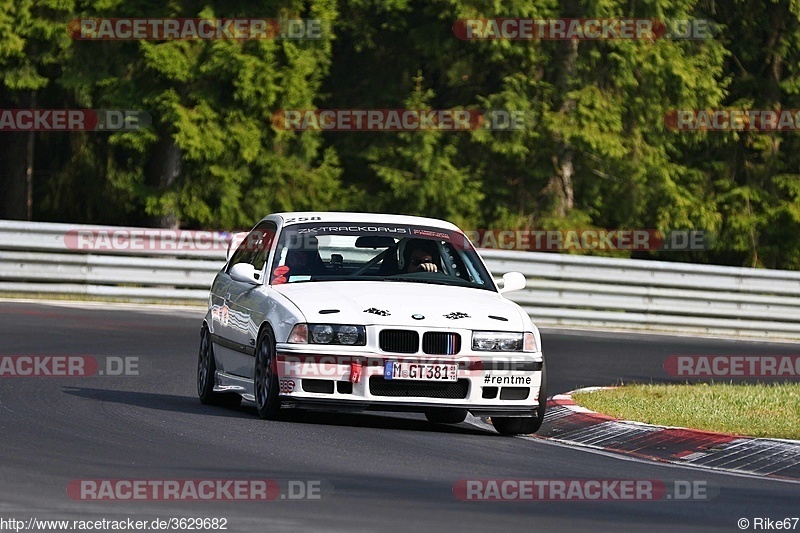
[572, 383, 800, 440]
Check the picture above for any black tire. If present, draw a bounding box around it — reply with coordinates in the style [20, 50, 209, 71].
[425, 408, 468, 425]
[197, 325, 242, 409]
[254, 325, 281, 420]
[492, 364, 547, 436]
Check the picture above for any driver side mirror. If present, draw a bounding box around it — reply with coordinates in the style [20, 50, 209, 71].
[230, 263, 261, 285]
[499, 272, 526, 293]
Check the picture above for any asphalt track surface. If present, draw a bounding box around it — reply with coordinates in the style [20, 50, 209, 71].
[1, 300, 799, 533]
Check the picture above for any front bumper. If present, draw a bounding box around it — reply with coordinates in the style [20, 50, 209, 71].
[272, 347, 544, 417]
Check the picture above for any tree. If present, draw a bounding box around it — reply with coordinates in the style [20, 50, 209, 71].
[56, 0, 344, 228]
[0, 0, 75, 220]
[366, 72, 484, 227]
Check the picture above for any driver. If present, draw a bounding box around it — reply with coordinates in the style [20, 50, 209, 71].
[400, 239, 440, 273]
[283, 236, 325, 276]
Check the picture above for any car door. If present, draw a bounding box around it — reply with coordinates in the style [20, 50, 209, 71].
[215, 221, 276, 377]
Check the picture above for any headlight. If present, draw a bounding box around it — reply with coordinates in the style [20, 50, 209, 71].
[288, 323, 366, 345]
[337, 325, 360, 345]
[311, 325, 334, 344]
[472, 331, 535, 352]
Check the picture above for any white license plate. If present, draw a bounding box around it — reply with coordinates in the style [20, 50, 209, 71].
[383, 361, 458, 381]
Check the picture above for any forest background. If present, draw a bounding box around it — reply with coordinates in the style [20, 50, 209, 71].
[2, 0, 799, 269]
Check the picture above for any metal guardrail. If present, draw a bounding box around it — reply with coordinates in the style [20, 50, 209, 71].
[2, 220, 799, 340]
[481, 250, 800, 340]
[0, 221, 223, 301]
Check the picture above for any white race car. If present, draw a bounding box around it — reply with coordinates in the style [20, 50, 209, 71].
[197, 212, 546, 435]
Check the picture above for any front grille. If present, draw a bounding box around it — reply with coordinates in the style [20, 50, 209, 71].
[422, 332, 461, 355]
[369, 377, 469, 399]
[379, 329, 419, 353]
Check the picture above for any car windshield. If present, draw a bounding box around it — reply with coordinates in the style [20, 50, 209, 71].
[269, 222, 496, 291]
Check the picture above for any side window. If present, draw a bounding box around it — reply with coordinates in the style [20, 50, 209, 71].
[226, 222, 277, 274]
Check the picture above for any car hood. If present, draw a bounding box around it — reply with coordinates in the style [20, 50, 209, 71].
[271, 281, 528, 330]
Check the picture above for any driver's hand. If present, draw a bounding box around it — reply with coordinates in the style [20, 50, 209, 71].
[417, 262, 438, 273]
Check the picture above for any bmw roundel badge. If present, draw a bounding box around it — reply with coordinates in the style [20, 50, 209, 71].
[411, 314, 425, 320]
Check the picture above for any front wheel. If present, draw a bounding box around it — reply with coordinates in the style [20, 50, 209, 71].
[254, 325, 281, 420]
[492, 364, 547, 436]
[197, 326, 242, 409]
